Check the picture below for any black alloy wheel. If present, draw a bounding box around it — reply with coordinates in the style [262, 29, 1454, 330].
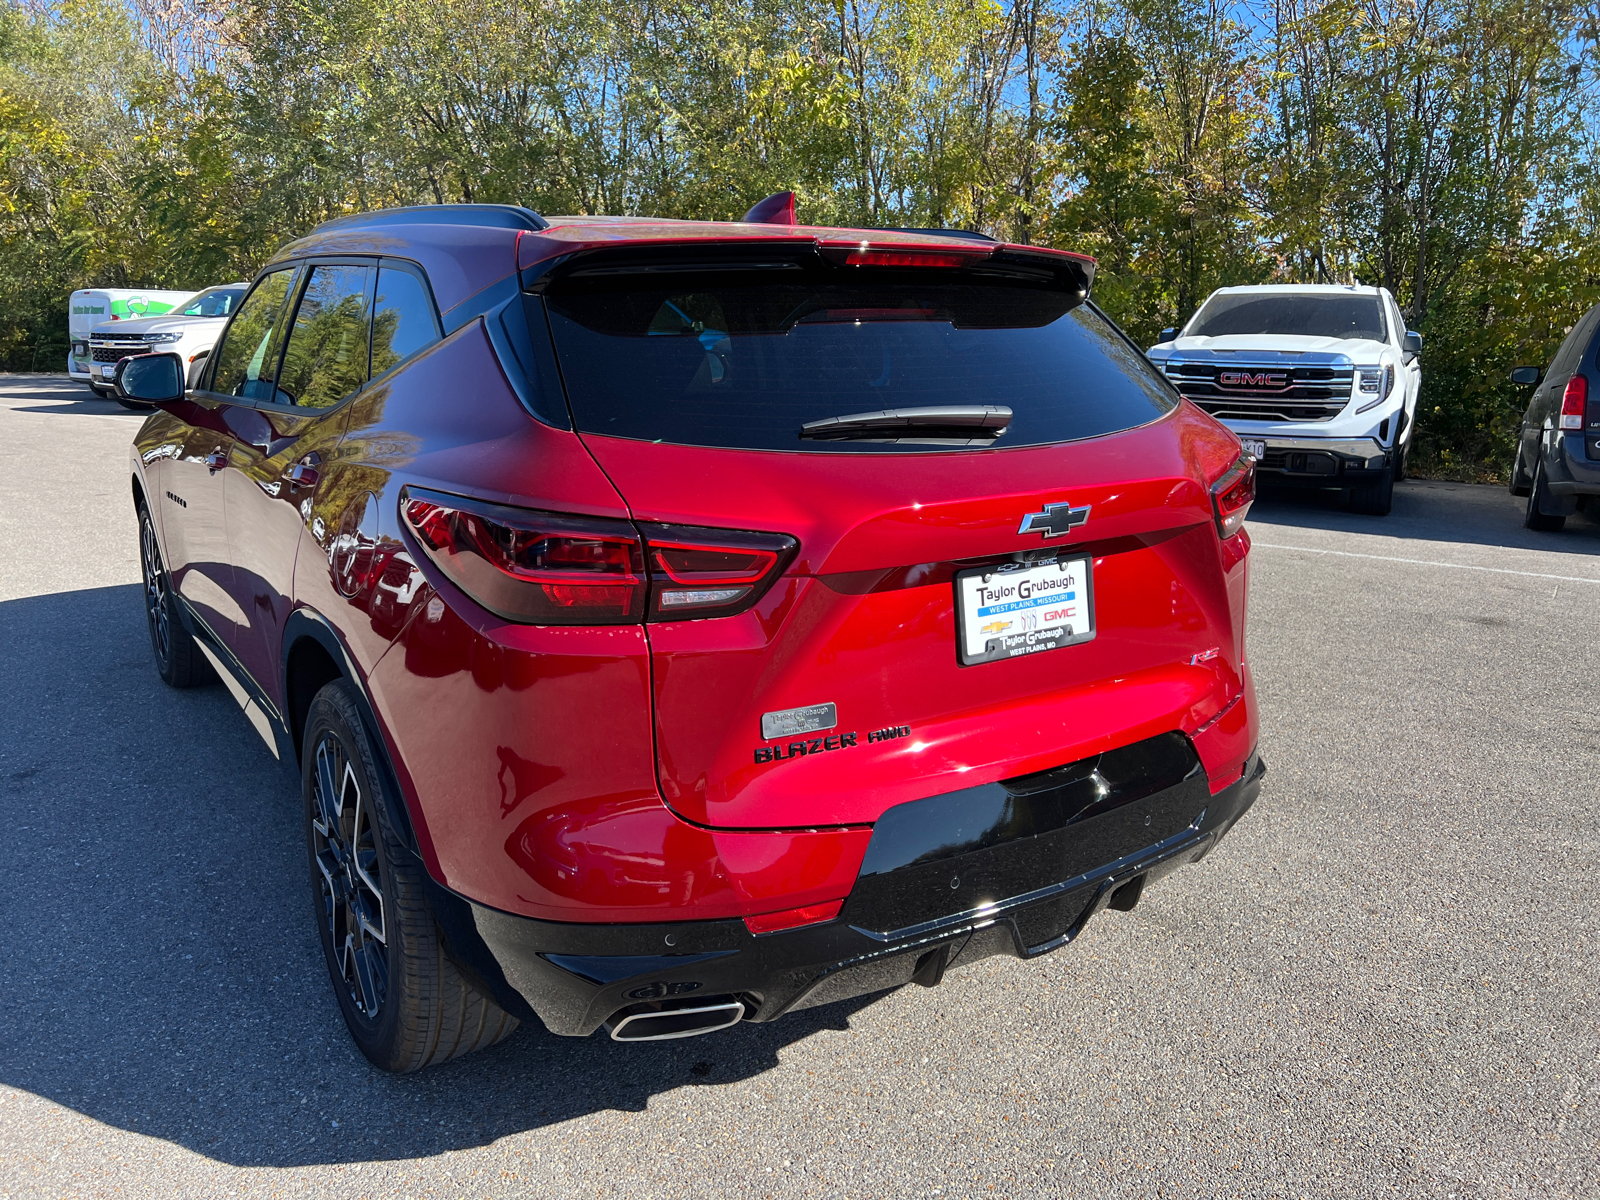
[1524, 455, 1567, 531]
[138, 503, 213, 687]
[310, 727, 389, 1024]
[302, 680, 518, 1072]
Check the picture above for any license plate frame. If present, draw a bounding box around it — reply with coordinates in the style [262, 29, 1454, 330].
[954, 557, 1095, 666]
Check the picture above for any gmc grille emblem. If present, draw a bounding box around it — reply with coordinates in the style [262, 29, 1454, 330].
[1218, 371, 1288, 388]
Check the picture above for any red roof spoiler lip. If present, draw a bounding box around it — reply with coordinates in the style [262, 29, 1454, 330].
[517, 228, 1096, 294]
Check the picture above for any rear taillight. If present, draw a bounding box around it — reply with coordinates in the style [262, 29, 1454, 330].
[1211, 455, 1255, 539]
[401, 489, 797, 625]
[402, 487, 646, 624]
[1561, 375, 1588, 430]
[639, 522, 798, 619]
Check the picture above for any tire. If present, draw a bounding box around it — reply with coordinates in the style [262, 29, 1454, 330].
[304, 680, 518, 1072]
[1509, 444, 1532, 497]
[1348, 462, 1395, 516]
[1524, 455, 1567, 531]
[139, 503, 215, 688]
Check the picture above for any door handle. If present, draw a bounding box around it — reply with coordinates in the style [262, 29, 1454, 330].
[287, 451, 322, 488]
[204, 449, 229, 473]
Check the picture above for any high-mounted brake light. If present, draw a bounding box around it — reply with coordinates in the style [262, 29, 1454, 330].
[402, 487, 646, 624]
[1561, 375, 1588, 430]
[1211, 455, 1256, 540]
[400, 489, 798, 625]
[638, 523, 798, 620]
[843, 250, 977, 268]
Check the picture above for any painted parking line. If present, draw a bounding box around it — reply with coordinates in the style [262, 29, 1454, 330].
[1251, 540, 1600, 585]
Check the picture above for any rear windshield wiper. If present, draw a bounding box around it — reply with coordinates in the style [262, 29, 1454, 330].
[800, 405, 1014, 441]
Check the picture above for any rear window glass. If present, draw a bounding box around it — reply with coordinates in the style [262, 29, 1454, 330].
[1188, 293, 1386, 342]
[543, 271, 1176, 452]
[277, 263, 374, 408]
[371, 265, 441, 377]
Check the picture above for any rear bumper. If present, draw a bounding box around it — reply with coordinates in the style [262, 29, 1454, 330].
[1546, 433, 1600, 495]
[431, 738, 1265, 1038]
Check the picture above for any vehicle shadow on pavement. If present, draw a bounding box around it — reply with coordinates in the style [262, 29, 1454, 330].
[0, 583, 881, 1168]
[12, 400, 145, 418]
[1249, 477, 1600, 555]
[0, 373, 132, 414]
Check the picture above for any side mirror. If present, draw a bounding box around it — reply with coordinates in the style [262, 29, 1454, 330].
[114, 352, 185, 404]
[1402, 330, 1423, 362]
[1159, 327, 1178, 343]
[1510, 366, 1542, 386]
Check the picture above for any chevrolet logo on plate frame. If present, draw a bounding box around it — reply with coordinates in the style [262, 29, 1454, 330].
[1018, 501, 1091, 539]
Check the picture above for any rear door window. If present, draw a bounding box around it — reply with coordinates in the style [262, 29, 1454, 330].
[543, 270, 1176, 453]
[209, 269, 295, 401]
[370, 264, 441, 378]
[276, 263, 375, 408]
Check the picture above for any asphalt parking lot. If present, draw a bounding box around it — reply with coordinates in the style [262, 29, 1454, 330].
[2, 372, 1597, 1199]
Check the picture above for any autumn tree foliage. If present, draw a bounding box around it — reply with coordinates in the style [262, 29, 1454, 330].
[3, 0, 1596, 475]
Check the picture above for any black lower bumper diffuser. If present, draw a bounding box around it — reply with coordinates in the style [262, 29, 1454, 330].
[430, 732, 1265, 1037]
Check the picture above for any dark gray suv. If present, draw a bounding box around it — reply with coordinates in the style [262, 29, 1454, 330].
[1511, 302, 1600, 531]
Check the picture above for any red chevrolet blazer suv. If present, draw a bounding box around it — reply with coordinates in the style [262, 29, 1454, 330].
[118, 200, 1264, 1071]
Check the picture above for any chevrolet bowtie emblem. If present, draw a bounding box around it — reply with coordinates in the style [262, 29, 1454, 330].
[1018, 501, 1091, 539]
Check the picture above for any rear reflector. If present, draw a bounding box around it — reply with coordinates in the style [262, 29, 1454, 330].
[402, 487, 646, 624]
[743, 899, 844, 935]
[1211, 454, 1256, 539]
[1561, 375, 1588, 430]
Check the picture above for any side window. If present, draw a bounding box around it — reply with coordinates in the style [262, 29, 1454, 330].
[1387, 297, 1405, 345]
[1549, 308, 1599, 378]
[276, 264, 375, 408]
[209, 270, 294, 401]
[1569, 306, 1600, 374]
[370, 265, 441, 378]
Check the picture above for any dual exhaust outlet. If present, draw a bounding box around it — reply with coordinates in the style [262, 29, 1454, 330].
[605, 997, 747, 1042]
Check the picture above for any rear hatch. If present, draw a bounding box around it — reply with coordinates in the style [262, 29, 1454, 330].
[539, 242, 1248, 829]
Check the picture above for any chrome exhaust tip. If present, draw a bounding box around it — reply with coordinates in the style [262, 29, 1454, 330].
[606, 998, 746, 1042]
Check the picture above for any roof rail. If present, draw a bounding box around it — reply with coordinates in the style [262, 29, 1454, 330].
[310, 204, 550, 234]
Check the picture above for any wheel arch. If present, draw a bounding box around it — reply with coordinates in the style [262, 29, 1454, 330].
[281, 608, 417, 852]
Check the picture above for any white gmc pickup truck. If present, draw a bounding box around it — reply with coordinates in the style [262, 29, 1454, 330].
[1146, 284, 1422, 515]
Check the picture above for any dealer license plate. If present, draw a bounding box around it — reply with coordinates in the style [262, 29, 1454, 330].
[1240, 438, 1266, 460]
[955, 558, 1095, 666]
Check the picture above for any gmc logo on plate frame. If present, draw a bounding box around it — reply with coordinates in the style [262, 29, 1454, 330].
[1218, 371, 1289, 389]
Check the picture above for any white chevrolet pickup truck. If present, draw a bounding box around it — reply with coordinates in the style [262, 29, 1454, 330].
[1146, 284, 1422, 515]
